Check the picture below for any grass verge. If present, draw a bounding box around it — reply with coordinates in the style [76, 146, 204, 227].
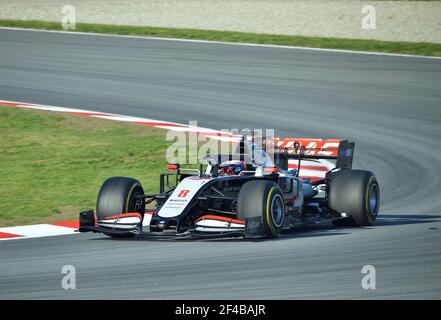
[0, 105, 171, 227]
[1, 19, 440, 57]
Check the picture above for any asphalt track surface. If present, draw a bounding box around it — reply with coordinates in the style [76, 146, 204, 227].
[0, 29, 440, 299]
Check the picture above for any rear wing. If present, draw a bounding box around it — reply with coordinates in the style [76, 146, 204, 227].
[274, 138, 355, 170]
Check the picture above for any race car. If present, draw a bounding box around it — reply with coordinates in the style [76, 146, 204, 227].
[79, 136, 380, 239]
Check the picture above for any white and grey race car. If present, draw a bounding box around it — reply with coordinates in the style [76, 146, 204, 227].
[79, 136, 380, 239]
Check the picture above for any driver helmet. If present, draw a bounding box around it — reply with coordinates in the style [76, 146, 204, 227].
[218, 160, 246, 176]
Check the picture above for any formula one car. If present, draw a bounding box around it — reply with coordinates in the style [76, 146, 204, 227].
[79, 136, 380, 239]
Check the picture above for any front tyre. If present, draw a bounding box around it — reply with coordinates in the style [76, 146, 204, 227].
[96, 176, 145, 238]
[238, 180, 285, 238]
[329, 170, 380, 226]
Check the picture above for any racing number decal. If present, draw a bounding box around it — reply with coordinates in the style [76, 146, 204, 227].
[177, 189, 190, 198]
[158, 178, 211, 218]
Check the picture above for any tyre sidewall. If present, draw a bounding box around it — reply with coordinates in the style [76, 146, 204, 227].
[328, 170, 380, 226]
[238, 180, 285, 237]
[96, 177, 145, 220]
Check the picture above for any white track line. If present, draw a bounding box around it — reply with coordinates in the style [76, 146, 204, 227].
[1, 26, 440, 60]
[0, 99, 240, 142]
[0, 224, 78, 240]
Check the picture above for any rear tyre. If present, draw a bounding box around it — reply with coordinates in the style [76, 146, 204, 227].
[328, 170, 380, 227]
[96, 176, 145, 238]
[238, 180, 285, 238]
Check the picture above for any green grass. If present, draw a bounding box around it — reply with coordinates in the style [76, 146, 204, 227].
[1, 19, 441, 57]
[0, 105, 172, 227]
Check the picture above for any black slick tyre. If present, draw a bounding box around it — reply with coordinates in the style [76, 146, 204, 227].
[238, 180, 285, 238]
[96, 176, 145, 238]
[329, 170, 380, 227]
